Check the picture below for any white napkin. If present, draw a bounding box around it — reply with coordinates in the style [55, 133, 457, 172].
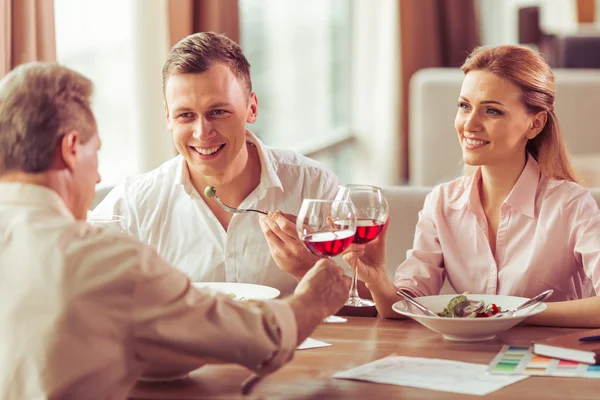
[297, 338, 332, 350]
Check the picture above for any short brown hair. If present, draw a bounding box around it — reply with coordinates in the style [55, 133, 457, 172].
[0, 62, 96, 174]
[461, 45, 577, 182]
[162, 32, 252, 98]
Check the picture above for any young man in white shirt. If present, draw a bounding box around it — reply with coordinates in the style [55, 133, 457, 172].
[94, 32, 341, 295]
[0, 62, 350, 399]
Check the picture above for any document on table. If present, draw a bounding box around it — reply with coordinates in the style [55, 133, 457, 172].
[297, 338, 332, 350]
[333, 355, 528, 396]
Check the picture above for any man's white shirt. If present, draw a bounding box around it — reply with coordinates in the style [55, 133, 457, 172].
[94, 131, 342, 296]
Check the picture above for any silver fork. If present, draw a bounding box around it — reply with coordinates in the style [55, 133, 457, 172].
[204, 186, 268, 215]
[491, 289, 554, 318]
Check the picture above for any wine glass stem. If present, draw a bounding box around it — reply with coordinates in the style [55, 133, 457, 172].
[348, 265, 360, 300]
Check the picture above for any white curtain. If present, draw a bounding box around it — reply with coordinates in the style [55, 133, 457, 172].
[55, 0, 175, 188]
[350, 0, 401, 186]
[131, 0, 175, 173]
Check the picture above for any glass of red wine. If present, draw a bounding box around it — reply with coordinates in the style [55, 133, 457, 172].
[336, 184, 389, 307]
[297, 199, 357, 322]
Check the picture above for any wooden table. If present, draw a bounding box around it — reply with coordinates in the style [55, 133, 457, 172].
[129, 317, 600, 399]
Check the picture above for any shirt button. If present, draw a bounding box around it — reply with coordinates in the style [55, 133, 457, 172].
[491, 269, 497, 276]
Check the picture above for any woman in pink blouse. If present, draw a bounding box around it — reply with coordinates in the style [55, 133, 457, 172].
[345, 45, 600, 327]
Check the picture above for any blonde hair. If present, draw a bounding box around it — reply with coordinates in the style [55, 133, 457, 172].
[0, 62, 95, 174]
[461, 45, 578, 182]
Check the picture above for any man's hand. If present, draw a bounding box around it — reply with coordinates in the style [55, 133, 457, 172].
[259, 211, 319, 280]
[294, 258, 351, 316]
[286, 258, 351, 344]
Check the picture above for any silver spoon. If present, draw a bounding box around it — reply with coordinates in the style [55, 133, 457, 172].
[204, 186, 268, 216]
[396, 291, 440, 318]
[491, 289, 554, 318]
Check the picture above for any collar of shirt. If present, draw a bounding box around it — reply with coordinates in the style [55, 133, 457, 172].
[449, 153, 540, 218]
[0, 182, 74, 219]
[175, 130, 284, 199]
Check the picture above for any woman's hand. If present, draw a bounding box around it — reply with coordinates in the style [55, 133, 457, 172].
[342, 217, 390, 288]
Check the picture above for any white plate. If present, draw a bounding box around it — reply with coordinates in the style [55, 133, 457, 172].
[192, 282, 281, 300]
[392, 294, 547, 342]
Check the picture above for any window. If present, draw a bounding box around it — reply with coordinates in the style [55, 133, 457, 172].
[239, 0, 353, 150]
[54, 0, 171, 188]
[478, 0, 578, 46]
[54, 0, 137, 187]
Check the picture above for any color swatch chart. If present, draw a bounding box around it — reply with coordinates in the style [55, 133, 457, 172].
[488, 345, 600, 379]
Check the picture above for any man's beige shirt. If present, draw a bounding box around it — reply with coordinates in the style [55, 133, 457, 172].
[0, 183, 297, 400]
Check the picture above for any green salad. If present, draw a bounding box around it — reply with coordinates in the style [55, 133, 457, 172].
[438, 295, 501, 318]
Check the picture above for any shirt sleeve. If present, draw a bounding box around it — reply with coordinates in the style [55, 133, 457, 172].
[131, 246, 298, 375]
[568, 189, 600, 295]
[311, 166, 343, 201]
[92, 184, 139, 239]
[394, 190, 446, 297]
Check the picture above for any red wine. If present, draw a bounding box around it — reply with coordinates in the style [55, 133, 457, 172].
[334, 219, 385, 244]
[302, 230, 355, 257]
[353, 219, 385, 244]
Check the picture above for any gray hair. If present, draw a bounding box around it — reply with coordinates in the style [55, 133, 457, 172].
[0, 62, 96, 173]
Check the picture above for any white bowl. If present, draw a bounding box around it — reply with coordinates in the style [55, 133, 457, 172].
[192, 282, 281, 300]
[392, 294, 547, 341]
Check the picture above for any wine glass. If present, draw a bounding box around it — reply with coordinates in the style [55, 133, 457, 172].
[86, 214, 128, 235]
[336, 184, 389, 307]
[297, 199, 357, 323]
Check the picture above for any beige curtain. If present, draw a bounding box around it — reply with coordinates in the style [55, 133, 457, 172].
[168, 0, 239, 46]
[398, 0, 479, 181]
[0, 0, 56, 78]
[576, 0, 596, 23]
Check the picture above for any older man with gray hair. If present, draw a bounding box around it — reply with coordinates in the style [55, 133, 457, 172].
[0, 62, 350, 399]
